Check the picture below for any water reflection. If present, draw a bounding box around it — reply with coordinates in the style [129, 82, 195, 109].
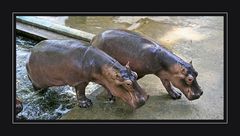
[64, 16, 130, 34]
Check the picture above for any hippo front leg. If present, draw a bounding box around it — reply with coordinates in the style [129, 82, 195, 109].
[160, 78, 182, 99]
[75, 82, 93, 108]
[106, 89, 116, 103]
[102, 85, 116, 103]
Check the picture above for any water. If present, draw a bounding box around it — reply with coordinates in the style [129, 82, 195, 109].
[36, 16, 130, 35]
[16, 36, 100, 120]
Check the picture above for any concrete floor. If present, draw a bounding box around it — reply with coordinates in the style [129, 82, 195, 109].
[60, 16, 224, 120]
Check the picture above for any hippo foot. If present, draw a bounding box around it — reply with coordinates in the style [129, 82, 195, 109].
[32, 84, 48, 94]
[169, 90, 182, 99]
[106, 97, 116, 103]
[79, 98, 92, 108]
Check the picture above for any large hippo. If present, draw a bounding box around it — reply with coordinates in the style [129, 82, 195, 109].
[91, 29, 203, 100]
[26, 40, 148, 109]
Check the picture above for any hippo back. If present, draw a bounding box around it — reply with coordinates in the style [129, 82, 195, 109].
[26, 40, 92, 87]
[91, 29, 164, 76]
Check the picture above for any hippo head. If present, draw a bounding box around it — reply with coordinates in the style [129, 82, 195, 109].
[100, 62, 149, 109]
[168, 61, 203, 100]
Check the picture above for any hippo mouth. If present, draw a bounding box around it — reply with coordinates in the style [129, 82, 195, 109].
[184, 87, 203, 101]
[110, 86, 147, 109]
[128, 91, 148, 109]
[170, 82, 202, 101]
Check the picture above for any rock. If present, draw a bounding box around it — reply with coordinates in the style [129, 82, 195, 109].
[16, 98, 23, 115]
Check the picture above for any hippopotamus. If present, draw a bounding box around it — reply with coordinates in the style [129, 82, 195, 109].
[91, 29, 203, 100]
[26, 40, 148, 109]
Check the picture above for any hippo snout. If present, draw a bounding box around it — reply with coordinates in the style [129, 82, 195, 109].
[136, 100, 145, 108]
[189, 91, 203, 100]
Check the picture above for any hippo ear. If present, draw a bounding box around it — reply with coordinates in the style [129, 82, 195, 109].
[132, 71, 138, 79]
[189, 60, 192, 65]
[125, 61, 130, 69]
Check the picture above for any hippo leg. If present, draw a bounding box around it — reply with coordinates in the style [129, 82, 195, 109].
[75, 82, 92, 108]
[32, 84, 48, 93]
[27, 75, 48, 93]
[27, 75, 38, 90]
[106, 89, 116, 103]
[102, 85, 116, 103]
[160, 78, 182, 99]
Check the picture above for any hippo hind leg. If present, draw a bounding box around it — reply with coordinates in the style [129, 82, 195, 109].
[160, 78, 182, 99]
[27, 75, 48, 93]
[32, 84, 48, 94]
[75, 82, 92, 108]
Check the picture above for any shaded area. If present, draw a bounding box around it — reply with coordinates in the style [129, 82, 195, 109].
[65, 16, 130, 35]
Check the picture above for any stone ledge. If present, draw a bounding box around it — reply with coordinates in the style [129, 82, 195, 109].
[16, 16, 95, 42]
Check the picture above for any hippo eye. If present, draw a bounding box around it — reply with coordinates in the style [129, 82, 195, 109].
[124, 80, 133, 87]
[126, 82, 131, 86]
[181, 68, 187, 75]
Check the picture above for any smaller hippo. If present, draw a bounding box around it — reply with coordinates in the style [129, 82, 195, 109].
[91, 29, 203, 100]
[26, 40, 148, 109]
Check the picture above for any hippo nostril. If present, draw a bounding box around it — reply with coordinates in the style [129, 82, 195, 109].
[192, 92, 203, 99]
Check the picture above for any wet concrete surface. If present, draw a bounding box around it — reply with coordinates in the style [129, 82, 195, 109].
[57, 16, 224, 120]
[36, 16, 130, 35]
[16, 16, 224, 120]
[61, 87, 200, 120]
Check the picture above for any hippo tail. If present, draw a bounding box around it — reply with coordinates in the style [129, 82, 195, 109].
[25, 62, 31, 82]
[25, 53, 31, 75]
[25, 55, 34, 84]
